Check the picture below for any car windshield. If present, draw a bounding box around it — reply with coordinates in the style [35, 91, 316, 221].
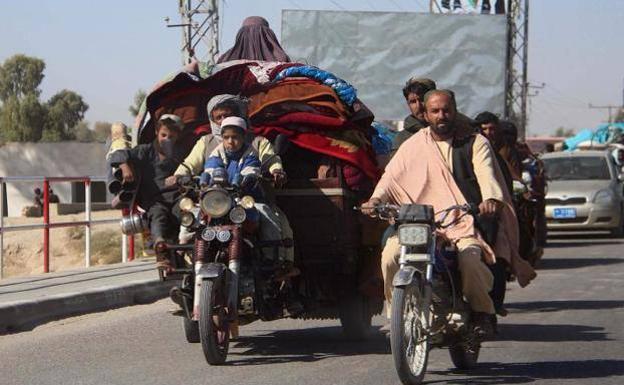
[543, 156, 611, 181]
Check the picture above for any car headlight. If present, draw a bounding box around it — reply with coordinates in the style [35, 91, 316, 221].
[594, 189, 614, 205]
[229, 206, 247, 224]
[398, 224, 430, 246]
[200, 189, 232, 218]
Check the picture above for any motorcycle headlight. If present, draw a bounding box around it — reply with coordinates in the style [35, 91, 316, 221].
[398, 224, 430, 246]
[179, 197, 194, 212]
[229, 206, 247, 224]
[201, 228, 216, 242]
[594, 189, 614, 205]
[180, 211, 196, 227]
[239, 195, 256, 209]
[217, 230, 231, 243]
[200, 189, 232, 218]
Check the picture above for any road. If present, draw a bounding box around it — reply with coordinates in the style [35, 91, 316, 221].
[1, 234, 623, 385]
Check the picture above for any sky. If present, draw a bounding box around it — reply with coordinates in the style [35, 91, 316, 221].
[0, 0, 622, 137]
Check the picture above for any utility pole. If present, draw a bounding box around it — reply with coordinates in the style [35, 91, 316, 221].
[588, 103, 620, 123]
[504, 0, 529, 140]
[165, 0, 219, 66]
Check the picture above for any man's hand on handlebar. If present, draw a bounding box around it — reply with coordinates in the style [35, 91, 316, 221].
[271, 169, 287, 188]
[164, 175, 178, 188]
[478, 199, 502, 217]
[361, 197, 381, 217]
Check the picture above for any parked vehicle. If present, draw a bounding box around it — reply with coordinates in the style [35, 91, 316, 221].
[541, 150, 624, 236]
[360, 203, 482, 385]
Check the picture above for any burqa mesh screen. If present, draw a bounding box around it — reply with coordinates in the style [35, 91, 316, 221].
[281, 10, 507, 121]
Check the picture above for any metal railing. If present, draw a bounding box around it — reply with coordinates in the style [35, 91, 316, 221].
[0, 176, 135, 279]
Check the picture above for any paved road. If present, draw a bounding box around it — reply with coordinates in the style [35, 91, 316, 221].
[2, 234, 623, 385]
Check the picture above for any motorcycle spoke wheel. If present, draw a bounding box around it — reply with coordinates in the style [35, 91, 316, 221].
[391, 282, 430, 385]
[199, 279, 230, 365]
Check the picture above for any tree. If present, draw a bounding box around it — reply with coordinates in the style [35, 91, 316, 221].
[0, 95, 47, 142]
[0, 55, 47, 142]
[129, 89, 146, 117]
[74, 121, 93, 142]
[42, 89, 89, 141]
[554, 126, 575, 138]
[93, 121, 112, 142]
[0, 54, 45, 102]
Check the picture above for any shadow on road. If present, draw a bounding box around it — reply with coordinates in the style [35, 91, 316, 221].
[496, 323, 610, 342]
[538, 257, 623, 270]
[426, 359, 624, 384]
[506, 300, 624, 313]
[226, 326, 388, 366]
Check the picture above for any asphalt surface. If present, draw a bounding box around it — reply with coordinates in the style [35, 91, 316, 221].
[1, 234, 623, 385]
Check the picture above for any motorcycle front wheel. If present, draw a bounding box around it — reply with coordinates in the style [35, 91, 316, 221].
[390, 281, 430, 385]
[199, 278, 230, 365]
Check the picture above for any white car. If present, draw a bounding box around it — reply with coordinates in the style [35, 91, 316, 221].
[542, 150, 624, 236]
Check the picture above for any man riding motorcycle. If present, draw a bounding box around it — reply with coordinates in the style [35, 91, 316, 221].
[362, 90, 536, 337]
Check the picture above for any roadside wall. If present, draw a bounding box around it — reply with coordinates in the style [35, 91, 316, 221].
[0, 142, 109, 217]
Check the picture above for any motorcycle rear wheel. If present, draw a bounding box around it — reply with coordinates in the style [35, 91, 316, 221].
[391, 281, 430, 385]
[449, 341, 480, 370]
[199, 279, 230, 365]
[183, 316, 200, 343]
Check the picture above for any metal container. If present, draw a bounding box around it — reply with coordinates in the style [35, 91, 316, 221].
[120, 213, 148, 235]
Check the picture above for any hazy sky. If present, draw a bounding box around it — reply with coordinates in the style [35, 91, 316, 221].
[0, 0, 622, 136]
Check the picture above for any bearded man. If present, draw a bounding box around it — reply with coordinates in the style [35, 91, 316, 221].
[363, 90, 535, 336]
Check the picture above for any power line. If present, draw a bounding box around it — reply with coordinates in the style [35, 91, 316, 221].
[329, 0, 346, 10]
[389, 0, 407, 11]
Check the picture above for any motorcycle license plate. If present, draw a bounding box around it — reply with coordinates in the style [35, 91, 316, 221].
[553, 208, 576, 219]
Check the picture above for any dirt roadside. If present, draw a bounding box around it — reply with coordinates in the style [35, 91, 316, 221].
[2, 209, 147, 279]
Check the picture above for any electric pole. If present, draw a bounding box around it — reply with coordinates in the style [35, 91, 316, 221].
[504, 0, 529, 140]
[165, 0, 219, 66]
[588, 103, 620, 123]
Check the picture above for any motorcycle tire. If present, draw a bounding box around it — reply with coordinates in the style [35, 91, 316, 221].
[390, 281, 429, 385]
[339, 294, 372, 340]
[199, 279, 230, 365]
[183, 316, 200, 343]
[449, 342, 480, 370]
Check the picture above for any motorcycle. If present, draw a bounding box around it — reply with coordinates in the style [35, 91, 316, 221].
[161, 172, 301, 365]
[361, 203, 482, 385]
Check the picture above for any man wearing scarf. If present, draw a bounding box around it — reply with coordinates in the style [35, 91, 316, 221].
[363, 90, 535, 337]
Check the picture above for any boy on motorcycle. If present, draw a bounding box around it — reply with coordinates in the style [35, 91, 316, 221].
[201, 117, 301, 294]
[109, 114, 184, 268]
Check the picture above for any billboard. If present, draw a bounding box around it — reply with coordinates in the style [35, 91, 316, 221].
[281, 10, 507, 121]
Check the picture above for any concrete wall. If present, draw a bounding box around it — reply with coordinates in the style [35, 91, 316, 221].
[0, 142, 109, 217]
